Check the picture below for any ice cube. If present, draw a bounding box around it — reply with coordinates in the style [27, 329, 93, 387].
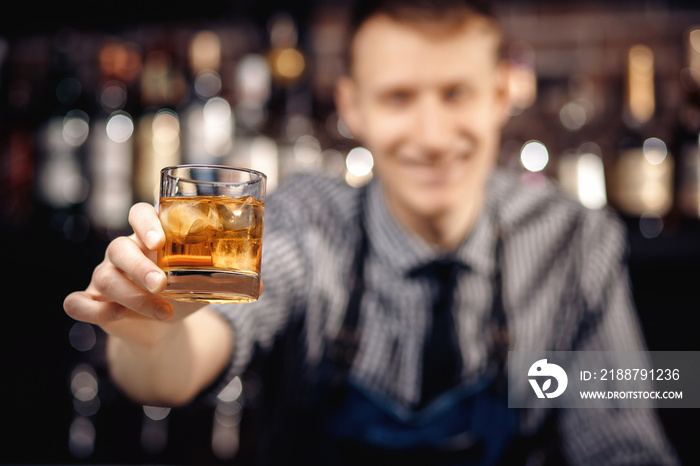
[211, 235, 261, 271]
[216, 196, 255, 231]
[161, 198, 222, 244]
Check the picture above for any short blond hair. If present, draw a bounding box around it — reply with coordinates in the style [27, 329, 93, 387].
[344, 0, 504, 74]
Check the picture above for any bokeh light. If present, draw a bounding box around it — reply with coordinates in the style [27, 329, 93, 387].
[68, 322, 96, 352]
[70, 365, 98, 402]
[143, 405, 171, 421]
[639, 211, 664, 238]
[100, 80, 127, 111]
[520, 140, 549, 172]
[194, 70, 222, 99]
[345, 147, 374, 177]
[105, 112, 134, 143]
[69, 417, 95, 458]
[62, 110, 90, 147]
[643, 137, 668, 165]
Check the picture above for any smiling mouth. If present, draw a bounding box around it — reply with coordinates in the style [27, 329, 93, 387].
[399, 157, 464, 185]
[400, 157, 459, 167]
[394, 140, 475, 184]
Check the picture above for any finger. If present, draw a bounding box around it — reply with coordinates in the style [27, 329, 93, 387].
[64, 291, 127, 325]
[90, 262, 173, 320]
[129, 202, 165, 251]
[107, 236, 167, 293]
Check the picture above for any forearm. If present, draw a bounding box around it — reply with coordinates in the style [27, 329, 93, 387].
[104, 307, 233, 406]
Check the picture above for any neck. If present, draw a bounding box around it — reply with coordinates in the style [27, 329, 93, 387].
[384, 188, 484, 251]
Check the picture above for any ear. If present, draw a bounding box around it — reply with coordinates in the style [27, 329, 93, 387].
[334, 75, 363, 140]
[494, 60, 513, 127]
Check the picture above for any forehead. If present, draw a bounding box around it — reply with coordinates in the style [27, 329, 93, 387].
[350, 14, 501, 88]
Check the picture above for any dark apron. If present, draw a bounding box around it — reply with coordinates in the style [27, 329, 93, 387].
[314, 186, 519, 466]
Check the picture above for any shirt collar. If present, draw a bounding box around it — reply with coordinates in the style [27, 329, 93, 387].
[363, 174, 499, 278]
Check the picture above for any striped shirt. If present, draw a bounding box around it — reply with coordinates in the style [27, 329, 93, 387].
[211, 167, 679, 465]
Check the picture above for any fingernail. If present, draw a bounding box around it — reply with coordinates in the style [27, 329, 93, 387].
[155, 304, 172, 320]
[145, 230, 161, 249]
[145, 271, 163, 292]
[113, 307, 127, 320]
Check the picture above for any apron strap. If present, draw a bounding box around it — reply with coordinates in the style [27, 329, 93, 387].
[324, 185, 370, 389]
[323, 186, 512, 400]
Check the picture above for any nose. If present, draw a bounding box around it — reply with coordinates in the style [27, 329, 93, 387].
[414, 93, 452, 156]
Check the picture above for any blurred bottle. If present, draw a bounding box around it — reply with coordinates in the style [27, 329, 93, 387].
[266, 12, 327, 183]
[1, 37, 34, 229]
[179, 29, 234, 166]
[33, 30, 92, 240]
[687, 27, 700, 89]
[134, 107, 182, 204]
[676, 27, 700, 219]
[676, 134, 700, 219]
[625, 44, 656, 128]
[558, 142, 608, 211]
[86, 38, 144, 235]
[609, 134, 674, 223]
[607, 44, 674, 226]
[267, 12, 306, 91]
[132, 36, 190, 203]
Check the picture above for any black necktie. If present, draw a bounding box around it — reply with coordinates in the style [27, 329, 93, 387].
[416, 259, 464, 407]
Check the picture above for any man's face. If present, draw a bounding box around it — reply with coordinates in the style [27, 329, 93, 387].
[337, 14, 510, 223]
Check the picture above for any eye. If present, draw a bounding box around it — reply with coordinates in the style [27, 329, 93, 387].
[382, 90, 412, 107]
[444, 85, 470, 102]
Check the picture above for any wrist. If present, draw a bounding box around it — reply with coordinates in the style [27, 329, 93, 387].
[102, 310, 183, 348]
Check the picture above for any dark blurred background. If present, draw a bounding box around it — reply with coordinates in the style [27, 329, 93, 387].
[2, 0, 700, 464]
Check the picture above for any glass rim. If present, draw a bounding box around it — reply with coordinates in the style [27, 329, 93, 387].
[161, 164, 267, 186]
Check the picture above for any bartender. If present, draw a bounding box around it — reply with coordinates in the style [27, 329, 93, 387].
[64, 0, 679, 464]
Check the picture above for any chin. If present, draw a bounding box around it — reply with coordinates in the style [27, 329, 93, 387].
[405, 188, 461, 218]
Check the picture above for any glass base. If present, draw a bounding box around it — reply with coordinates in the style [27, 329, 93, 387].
[161, 268, 260, 303]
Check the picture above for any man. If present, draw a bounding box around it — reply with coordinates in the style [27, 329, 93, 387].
[64, 0, 680, 464]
